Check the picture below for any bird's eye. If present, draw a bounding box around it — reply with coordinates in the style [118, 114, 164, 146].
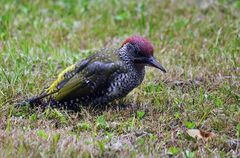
[126, 43, 135, 52]
[126, 43, 144, 57]
[133, 44, 141, 53]
[132, 45, 142, 56]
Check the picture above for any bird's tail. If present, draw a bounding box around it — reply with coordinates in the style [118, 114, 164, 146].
[16, 96, 44, 107]
[16, 91, 56, 108]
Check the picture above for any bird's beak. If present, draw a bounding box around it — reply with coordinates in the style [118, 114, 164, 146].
[148, 56, 166, 73]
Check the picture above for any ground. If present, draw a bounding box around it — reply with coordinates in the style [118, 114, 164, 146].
[0, 0, 239, 157]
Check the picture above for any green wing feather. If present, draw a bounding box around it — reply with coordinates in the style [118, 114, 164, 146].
[53, 61, 125, 101]
[46, 56, 94, 94]
[45, 52, 126, 102]
[46, 64, 76, 93]
[18, 50, 125, 107]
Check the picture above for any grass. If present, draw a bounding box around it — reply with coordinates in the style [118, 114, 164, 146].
[0, 0, 239, 157]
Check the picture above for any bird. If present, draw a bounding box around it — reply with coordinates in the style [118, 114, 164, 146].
[18, 35, 166, 110]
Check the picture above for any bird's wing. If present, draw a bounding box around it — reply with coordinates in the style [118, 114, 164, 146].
[46, 56, 126, 101]
[45, 56, 94, 94]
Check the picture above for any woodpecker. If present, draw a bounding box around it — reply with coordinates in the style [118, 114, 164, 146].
[19, 35, 166, 110]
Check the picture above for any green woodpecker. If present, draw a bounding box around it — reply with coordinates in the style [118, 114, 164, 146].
[19, 35, 166, 110]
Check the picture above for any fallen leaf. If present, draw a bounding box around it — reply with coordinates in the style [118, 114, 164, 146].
[187, 129, 216, 140]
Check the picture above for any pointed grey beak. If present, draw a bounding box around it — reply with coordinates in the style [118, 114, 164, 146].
[148, 56, 166, 73]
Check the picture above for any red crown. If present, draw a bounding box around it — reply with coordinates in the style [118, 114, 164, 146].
[122, 35, 154, 56]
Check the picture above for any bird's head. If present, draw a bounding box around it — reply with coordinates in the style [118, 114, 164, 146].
[121, 35, 166, 73]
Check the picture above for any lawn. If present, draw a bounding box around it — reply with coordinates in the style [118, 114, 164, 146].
[0, 0, 239, 157]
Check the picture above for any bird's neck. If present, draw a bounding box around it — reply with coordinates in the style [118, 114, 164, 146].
[117, 45, 132, 64]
